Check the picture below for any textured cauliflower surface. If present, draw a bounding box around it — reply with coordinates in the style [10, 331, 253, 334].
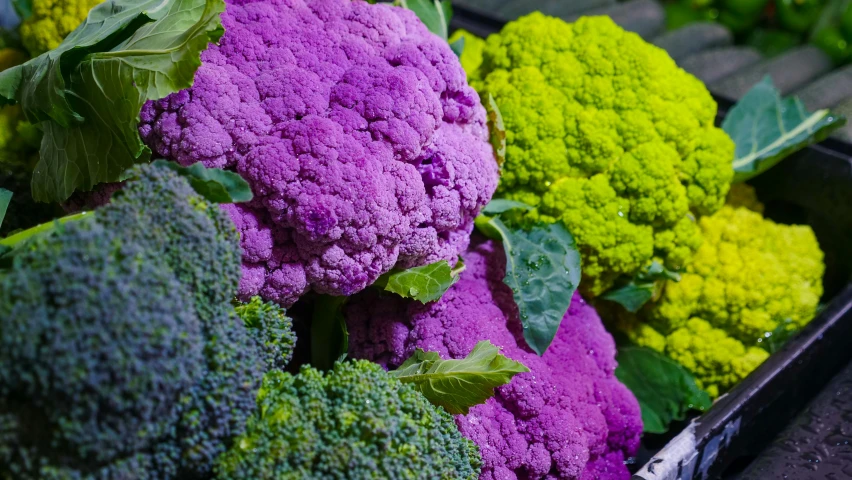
[347, 238, 642, 480]
[216, 361, 482, 480]
[616, 185, 824, 397]
[139, 0, 498, 307]
[468, 14, 734, 295]
[19, 0, 100, 56]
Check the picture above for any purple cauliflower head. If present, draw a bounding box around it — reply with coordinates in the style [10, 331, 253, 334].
[138, 0, 498, 306]
[346, 237, 642, 480]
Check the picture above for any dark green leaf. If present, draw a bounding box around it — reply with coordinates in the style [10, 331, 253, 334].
[449, 35, 464, 57]
[485, 94, 506, 169]
[0, 189, 11, 231]
[601, 261, 681, 313]
[11, 0, 31, 20]
[601, 283, 655, 313]
[374, 259, 462, 303]
[395, 0, 452, 40]
[0, 0, 225, 202]
[390, 340, 529, 414]
[310, 296, 348, 371]
[486, 217, 582, 355]
[152, 160, 253, 204]
[615, 346, 712, 434]
[481, 199, 533, 215]
[723, 76, 846, 183]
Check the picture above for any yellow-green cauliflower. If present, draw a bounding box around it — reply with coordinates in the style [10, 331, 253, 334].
[19, 0, 102, 56]
[618, 185, 824, 397]
[465, 14, 735, 295]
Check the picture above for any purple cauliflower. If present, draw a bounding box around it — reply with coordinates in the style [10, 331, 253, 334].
[346, 237, 642, 480]
[138, 0, 498, 306]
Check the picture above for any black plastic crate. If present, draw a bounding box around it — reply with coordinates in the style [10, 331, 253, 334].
[449, 6, 852, 479]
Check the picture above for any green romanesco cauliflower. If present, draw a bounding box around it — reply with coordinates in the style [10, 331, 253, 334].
[468, 14, 735, 295]
[19, 0, 102, 56]
[216, 360, 482, 480]
[448, 29, 486, 80]
[614, 185, 824, 397]
[618, 315, 769, 397]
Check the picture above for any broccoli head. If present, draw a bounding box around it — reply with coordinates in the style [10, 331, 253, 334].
[19, 0, 102, 56]
[0, 164, 288, 479]
[138, 0, 499, 307]
[236, 296, 297, 372]
[613, 185, 824, 397]
[346, 238, 642, 480]
[216, 360, 482, 480]
[467, 14, 735, 295]
[0, 220, 204, 479]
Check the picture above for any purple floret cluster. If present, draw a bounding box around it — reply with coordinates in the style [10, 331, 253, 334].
[138, 0, 497, 307]
[346, 237, 642, 480]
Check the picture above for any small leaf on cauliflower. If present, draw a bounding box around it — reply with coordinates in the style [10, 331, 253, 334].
[152, 160, 253, 204]
[311, 295, 349, 371]
[615, 346, 711, 434]
[390, 340, 529, 414]
[374, 259, 463, 303]
[725, 76, 846, 183]
[601, 261, 682, 313]
[484, 216, 582, 356]
[481, 198, 533, 215]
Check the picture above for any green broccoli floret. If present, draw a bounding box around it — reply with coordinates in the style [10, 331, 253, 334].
[236, 296, 297, 372]
[613, 185, 824, 397]
[466, 14, 735, 296]
[0, 163, 293, 479]
[216, 360, 482, 480]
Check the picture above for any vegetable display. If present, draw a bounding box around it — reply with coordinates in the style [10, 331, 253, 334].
[464, 13, 734, 296]
[0, 0, 838, 478]
[346, 238, 642, 479]
[138, 0, 499, 307]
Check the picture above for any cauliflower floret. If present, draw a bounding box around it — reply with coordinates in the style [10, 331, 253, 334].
[346, 238, 642, 480]
[19, 0, 101, 56]
[613, 185, 824, 397]
[468, 14, 734, 295]
[139, 0, 498, 307]
[647, 186, 824, 342]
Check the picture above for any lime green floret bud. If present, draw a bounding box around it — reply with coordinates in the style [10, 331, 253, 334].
[19, 0, 102, 56]
[616, 185, 824, 398]
[468, 14, 735, 295]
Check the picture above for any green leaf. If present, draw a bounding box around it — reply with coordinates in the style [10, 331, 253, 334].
[449, 35, 464, 57]
[0, 0, 225, 202]
[374, 259, 463, 304]
[484, 217, 582, 355]
[723, 76, 847, 183]
[0, 189, 11, 231]
[11, 0, 32, 20]
[615, 346, 712, 434]
[396, 0, 452, 40]
[481, 199, 533, 215]
[389, 340, 529, 414]
[152, 160, 253, 204]
[310, 296, 349, 372]
[758, 319, 798, 354]
[601, 261, 682, 313]
[485, 94, 506, 169]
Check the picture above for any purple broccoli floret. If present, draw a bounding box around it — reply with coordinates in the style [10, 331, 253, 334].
[346, 237, 642, 480]
[139, 0, 498, 306]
